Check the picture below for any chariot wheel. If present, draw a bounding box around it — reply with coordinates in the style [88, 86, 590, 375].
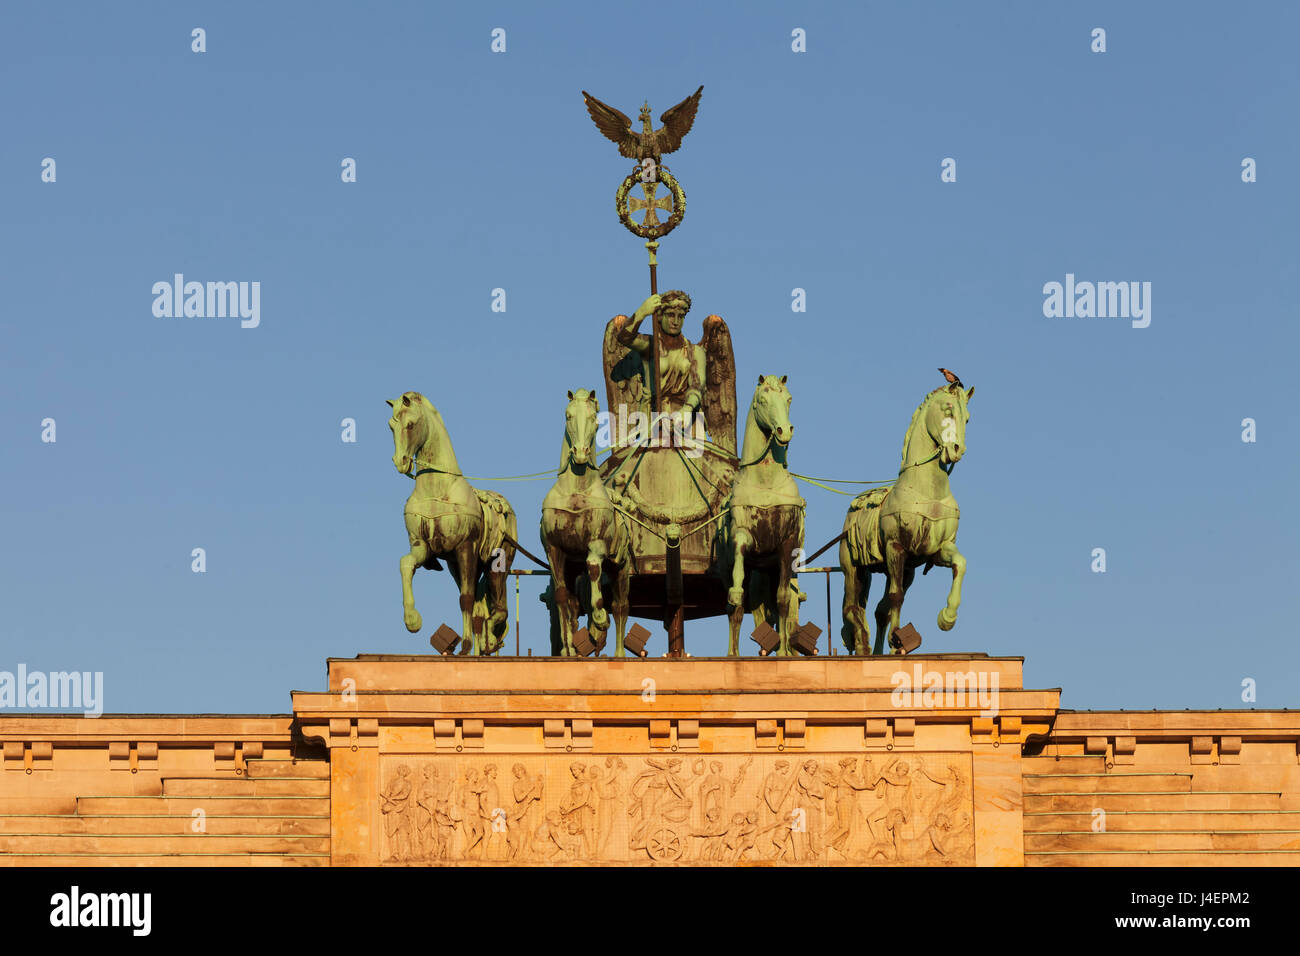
[646, 825, 684, 862]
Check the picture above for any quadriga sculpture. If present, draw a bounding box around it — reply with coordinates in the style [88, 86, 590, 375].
[387, 392, 517, 655]
[840, 382, 973, 654]
[540, 389, 632, 656]
[724, 375, 806, 656]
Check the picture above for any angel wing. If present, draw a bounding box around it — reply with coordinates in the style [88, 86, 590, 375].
[602, 315, 650, 434]
[655, 85, 703, 156]
[700, 314, 737, 456]
[582, 92, 640, 158]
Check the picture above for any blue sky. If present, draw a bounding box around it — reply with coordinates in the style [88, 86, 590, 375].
[2, 2, 1296, 713]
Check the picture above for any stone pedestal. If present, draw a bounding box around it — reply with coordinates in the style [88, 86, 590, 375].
[292, 654, 1058, 866]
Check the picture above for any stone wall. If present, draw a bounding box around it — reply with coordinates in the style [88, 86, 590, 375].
[0, 659, 1295, 866]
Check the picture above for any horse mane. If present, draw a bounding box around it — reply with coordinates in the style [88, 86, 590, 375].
[408, 392, 459, 473]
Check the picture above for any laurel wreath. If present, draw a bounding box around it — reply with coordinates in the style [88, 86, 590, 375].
[615, 168, 686, 239]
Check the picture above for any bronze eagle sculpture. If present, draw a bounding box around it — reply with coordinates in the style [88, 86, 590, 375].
[581, 85, 704, 168]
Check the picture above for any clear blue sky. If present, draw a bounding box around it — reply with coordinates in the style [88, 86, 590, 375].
[2, 2, 1296, 713]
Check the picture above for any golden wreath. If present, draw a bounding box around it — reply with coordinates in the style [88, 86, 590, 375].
[615, 168, 686, 239]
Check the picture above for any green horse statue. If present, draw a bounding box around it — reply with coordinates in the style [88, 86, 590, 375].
[387, 392, 517, 655]
[724, 375, 806, 656]
[840, 382, 973, 654]
[540, 389, 632, 656]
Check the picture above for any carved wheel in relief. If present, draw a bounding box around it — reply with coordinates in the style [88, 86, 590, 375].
[646, 825, 684, 862]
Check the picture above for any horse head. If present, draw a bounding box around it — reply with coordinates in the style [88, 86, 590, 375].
[751, 374, 793, 448]
[387, 391, 432, 475]
[908, 383, 973, 469]
[564, 388, 600, 468]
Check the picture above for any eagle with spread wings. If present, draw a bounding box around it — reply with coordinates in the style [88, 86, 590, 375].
[581, 85, 704, 168]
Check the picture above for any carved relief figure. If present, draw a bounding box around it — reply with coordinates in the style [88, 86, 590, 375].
[558, 761, 596, 858]
[380, 765, 415, 862]
[792, 759, 828, 860]
[480, 763, 508, 860]
[459, 767, 487, 860]
[823, 757, 873, 859]
[415, 765, 449, 859]
[509, 763, 544, 861]
[698, 756, 751, 834]
[759, 759, 801, 861]
[592, 757, 626, 858]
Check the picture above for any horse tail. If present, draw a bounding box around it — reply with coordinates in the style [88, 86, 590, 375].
[845, 487, 890, 567]
[473, 488, 517, 567]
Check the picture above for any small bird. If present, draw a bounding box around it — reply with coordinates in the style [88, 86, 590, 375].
[938, 368, 963, 387]
[581, 86, 704, 170]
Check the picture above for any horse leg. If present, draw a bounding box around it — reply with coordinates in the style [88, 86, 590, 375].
[453, 540, 479, 654]
[612, 562, 630, 658]
[872, 566, 913, 655]
[486, 566, 510, 653]
[400, 530, 428, 634]
[855, 572, 873, 655]
[872, 586, 889, 656]
[543, 543, 574, 656]
[840, 537, 868, 655]
[936, 538, 966, 631]
[777, 534, 798, 656]
[727, 598, 743, 657]
[587, 540, 609, 638]
[883, 536, 909, 656]
[729, 527, 752, 611]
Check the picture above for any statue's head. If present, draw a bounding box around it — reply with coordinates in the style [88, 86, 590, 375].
[512, 763, 526, 778]
[639, 101, 652, 126]
[657, 290, 691, 336]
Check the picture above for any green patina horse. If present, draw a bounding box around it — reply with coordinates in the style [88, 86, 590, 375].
[387, 392, 517, 655]
[724, 375, 806, 656]
[840, 382, 973, 654]
[540, 389, 632, 656]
